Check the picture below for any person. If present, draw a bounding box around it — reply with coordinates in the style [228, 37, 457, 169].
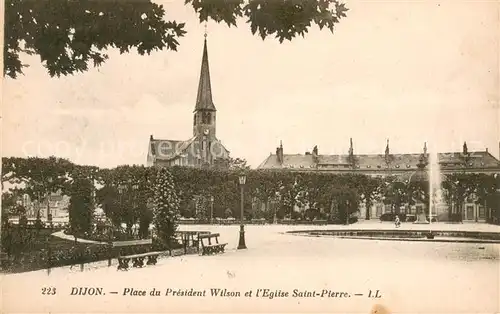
[394, 215, 401, 228]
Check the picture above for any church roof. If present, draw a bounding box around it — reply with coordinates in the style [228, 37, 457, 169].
[148, 136, 198, 161]
[258, 151, 500, 171]
[148, 135, 229, 161]
[194, 38, 216, 112]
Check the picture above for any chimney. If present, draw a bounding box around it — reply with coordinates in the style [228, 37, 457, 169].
[276, 141, 284, 164]
[486, 147, 488, 153]
[312, 145, 318, 156]
[312, 145, 319, 163]
[150, 134, 154, 141]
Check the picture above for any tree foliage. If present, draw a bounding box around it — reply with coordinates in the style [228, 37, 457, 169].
[68, 174, 93, 235]
[152, 168, 180, 247]
[3, 156, 499, 227]
[4, 0, 348, 78]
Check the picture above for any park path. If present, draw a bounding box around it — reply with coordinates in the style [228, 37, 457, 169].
[51, 230, 106, 244]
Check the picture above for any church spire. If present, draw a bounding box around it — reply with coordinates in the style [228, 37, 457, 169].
[194, 27, 216, 112]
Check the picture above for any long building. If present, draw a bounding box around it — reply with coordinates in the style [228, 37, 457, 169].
[258, 140, 500, 222]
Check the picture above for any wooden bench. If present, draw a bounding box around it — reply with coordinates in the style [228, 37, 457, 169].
[110, 239, 162, 271]
[176, 231, 211, 254]
[117, 251, 163, 271]
[199, 233, 227, 256]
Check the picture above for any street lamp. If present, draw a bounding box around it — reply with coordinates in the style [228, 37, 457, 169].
[210, 195, 214, 224]
[274, 191, 280, 224]
[238, 174, 247, 250]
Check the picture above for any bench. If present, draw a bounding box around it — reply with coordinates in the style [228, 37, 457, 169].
[176, 231, 211, 254]
[110, 239, 162, 271]
[199, 233, 227, 256]
[117, 251, 163, 271]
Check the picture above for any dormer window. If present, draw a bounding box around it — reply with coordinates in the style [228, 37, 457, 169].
[377, 165, 381, 168]
[406, 164, 411, 168]
[367, 165, 371, 168]
[395, 165, 400, 168]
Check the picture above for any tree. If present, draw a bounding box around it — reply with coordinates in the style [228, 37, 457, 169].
[68, 175, 93, 236]
[1, 156, 74, 221]
[382, 177, 406, 214]
[5, 0, 348, 79]
[95, 185, 121, 228]
[329, 187, 359, 224]
[152, 168, 180, 248]
[358, 176, 381, 220]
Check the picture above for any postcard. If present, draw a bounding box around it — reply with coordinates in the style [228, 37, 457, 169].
[1, 0, 499, 313]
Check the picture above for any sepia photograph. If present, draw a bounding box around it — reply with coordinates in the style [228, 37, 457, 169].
[1, 0, 499, 313]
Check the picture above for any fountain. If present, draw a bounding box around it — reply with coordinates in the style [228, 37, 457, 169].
[408, 142, 444, 225]
[428, 146, 444, 224]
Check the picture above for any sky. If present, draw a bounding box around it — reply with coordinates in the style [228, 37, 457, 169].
[2, 0, 499, 168]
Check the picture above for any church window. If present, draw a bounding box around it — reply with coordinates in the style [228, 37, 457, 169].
[193, 115, 197, 126]
[201, 112, 211, 124]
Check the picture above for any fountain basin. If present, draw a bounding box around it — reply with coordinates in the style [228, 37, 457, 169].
[288, 229, 500, 244]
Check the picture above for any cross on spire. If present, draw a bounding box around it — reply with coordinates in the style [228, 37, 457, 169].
[204, 22, 208, 38]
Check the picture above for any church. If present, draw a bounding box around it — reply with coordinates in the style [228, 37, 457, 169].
[147, 36, 230, 167]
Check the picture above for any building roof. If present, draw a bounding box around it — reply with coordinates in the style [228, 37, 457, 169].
[258, 151, 500, 171]
[148, 135, 229, 161]
[149, 136, 198, 161]
[194, 38, 216, 112]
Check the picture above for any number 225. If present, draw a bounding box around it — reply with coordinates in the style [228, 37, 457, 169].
[42, 287, 56, 295]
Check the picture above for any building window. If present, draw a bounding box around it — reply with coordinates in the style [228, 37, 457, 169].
[479, 206, 486, 218]
[193, 115, 197, 126]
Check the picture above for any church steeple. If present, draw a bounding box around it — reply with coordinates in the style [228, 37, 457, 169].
[193, 32, 217, 139]
[194, 35, 216, 112]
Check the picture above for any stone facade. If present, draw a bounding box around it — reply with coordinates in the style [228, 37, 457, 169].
[258, 140, 500, 222]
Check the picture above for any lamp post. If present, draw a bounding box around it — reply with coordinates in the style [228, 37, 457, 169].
[274, 191, 280, 224]
[346, 199, 350, 225]
[46, 178, 53, 225]
[107, 219, 114, 267]
[118, 183, 125, 227]
[238, 174, 247, 250]
[210, 196, 214, 224]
